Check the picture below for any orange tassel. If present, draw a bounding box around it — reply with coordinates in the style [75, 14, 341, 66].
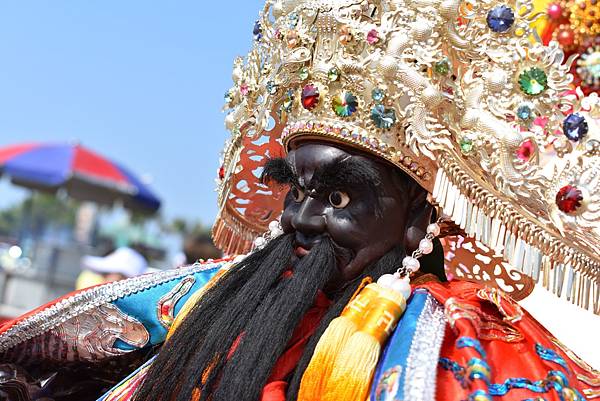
[297, 282, 378, 401]
[322, 284, 407, 401]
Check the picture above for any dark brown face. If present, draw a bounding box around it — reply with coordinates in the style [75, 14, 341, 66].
[267, 142, 428, 290]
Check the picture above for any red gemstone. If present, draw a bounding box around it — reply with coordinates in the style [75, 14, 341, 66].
[557, 28, 575, 47]
[367, 29, 379, 44]
[218, 166, 225, 180]
[555, 185, 583, 213]
[301, 84, 320, 110]
[547, 3, 563, 20]
[516, 139, 535, 161]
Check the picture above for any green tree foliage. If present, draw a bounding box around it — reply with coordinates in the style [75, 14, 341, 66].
[0, 192, 78, 238]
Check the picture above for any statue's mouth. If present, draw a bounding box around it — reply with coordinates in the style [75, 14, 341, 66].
[294, 245, 311, 258]
[292, 235, 355, 273]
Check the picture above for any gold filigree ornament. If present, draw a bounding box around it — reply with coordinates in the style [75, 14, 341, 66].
[214, 0, 600, 313]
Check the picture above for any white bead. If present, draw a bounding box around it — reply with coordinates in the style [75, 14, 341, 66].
[391, 278, 412, 300]
[419, 238, 434, 254]
[426, 223, 441, 236]
[254, 237, 267, 247]
[268, 220, 280, 231]
[270, 228, 283, 237]
[377, 274, 396, 289]
[402, 256, 420, 272]
[233, 254, 247, 264]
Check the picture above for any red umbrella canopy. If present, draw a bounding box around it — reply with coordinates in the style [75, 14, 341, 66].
[0, 143, 161, 213]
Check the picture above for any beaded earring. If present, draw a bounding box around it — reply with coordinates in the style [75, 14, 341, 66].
[376, 221, 441, 299]
[253, 219, 284, 249]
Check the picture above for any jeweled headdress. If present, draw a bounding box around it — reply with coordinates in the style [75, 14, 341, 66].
[214, 0, 600, 313]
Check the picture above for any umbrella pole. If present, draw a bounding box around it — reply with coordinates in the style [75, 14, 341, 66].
[17, 190, 34, 245]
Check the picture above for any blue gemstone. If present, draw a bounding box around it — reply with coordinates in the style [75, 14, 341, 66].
[563, 113, 589, 141]
[517, 104, 533, 121]
[487, 5, 515, 33]
[371, 88, 385, 103]
[370, 104, 397, 129]
[253, 20, 262, 41]
[288, 12, 299, 28]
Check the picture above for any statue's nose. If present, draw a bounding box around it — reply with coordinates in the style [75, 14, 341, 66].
[291, 196, 326, 237]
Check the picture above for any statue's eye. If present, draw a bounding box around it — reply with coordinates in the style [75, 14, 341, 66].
[328, 190, 350, 209]
[291, 186, 305, 203]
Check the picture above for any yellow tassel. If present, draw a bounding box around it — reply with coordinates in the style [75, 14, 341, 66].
[298, 282, 378, 401]
[322, 285, 407, 401]
[323, 331, 381, 401]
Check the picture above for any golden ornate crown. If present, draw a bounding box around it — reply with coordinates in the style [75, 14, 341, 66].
[214, 0, 600, 313]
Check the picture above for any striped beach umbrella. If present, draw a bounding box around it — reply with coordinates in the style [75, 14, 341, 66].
[0, 142, 160, 213]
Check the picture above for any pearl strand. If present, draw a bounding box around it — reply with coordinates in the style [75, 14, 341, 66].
[376, 222, 441, 299]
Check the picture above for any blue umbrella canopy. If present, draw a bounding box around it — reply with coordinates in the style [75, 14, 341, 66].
[0, 142, 161, 213]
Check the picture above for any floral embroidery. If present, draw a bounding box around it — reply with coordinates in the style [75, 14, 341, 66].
[375, 365, 402, 401]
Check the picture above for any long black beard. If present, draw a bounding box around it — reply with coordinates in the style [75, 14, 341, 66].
[134, 234, 406, 401]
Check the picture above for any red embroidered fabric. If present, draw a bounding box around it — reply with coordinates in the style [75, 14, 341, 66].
[420, 281, 596, 401]
[260, 291, 332, 401]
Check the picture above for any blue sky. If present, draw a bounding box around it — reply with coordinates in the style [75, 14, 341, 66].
[0, 1, 262, 224]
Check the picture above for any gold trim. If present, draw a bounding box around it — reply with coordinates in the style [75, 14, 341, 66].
[434, 153, 600, 314]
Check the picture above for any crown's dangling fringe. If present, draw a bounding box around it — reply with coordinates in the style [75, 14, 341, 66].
[212, 212, 257, 256]
[432, 164, 600, 315]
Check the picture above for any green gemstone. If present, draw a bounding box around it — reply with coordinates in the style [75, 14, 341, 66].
[298, 66, 309, 80]
[434, 59, 450, 75]
[459, 137, 474, 155]
[332, 91, 358, 117]
[328, 67, 340, 81]
[518, 67, 547, 96]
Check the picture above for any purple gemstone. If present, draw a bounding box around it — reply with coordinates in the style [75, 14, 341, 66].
[563, 113, 588, 141]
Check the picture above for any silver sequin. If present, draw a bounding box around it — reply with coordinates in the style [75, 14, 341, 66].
[0, 260, 228, 353]
[403, 294, 447, 401]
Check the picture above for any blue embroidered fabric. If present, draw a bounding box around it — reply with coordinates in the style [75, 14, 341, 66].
[439, 357, 468, 388]
[111, 263, 221, 350]
[467, 357, 492, 385]
[369, 290, 446, 401]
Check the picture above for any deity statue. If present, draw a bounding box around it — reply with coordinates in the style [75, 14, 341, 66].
[1, 1, 599, 400]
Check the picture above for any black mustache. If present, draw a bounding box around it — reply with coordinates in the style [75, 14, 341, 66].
[294, 233, 355, 265]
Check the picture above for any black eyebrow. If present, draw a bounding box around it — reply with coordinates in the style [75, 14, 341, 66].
[260, 157, 298, 187]
[311, 156, 381, 193]
[260, 156, 383, 215]
[311, 157, 383, 216]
